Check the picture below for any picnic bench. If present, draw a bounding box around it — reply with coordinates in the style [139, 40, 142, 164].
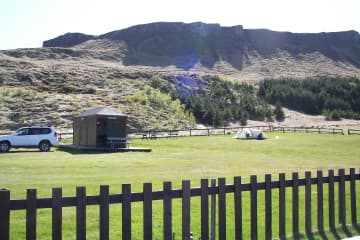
[107, 137, 130, 149]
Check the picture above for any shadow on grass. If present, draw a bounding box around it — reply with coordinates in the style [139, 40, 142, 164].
[353, 224, 360, 235]
[4, 150, 55, 153]
[315, 225, 358, 240]
[306, 231, 316, 240]
[329, 227, 342, 240]
[341, 225, 353, 238]
[290, 225, 360, 240]
[57, 147, 117, 155]
[318, 230, 329, 240]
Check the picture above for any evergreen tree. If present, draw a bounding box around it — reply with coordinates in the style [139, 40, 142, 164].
[274, 102, 285, 122]
[240, 111, 249, 126]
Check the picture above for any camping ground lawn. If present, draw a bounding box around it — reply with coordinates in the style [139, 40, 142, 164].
[1, 132, 360, 239]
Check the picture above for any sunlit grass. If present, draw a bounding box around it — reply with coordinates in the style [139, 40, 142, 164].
[1, 133, 360, 239]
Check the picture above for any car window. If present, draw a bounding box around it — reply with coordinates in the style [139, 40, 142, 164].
[16, 128, 29, 136]
[40, 128, 51, 134]
[29, 128, 41, 135]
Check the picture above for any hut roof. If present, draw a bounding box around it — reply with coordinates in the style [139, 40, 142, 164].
[75, 107, 127, 118]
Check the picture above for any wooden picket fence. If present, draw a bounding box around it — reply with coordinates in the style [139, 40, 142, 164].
[0, 168, 359, 240]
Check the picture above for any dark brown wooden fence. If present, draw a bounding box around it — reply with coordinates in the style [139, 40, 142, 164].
[1, 168, 358, 240]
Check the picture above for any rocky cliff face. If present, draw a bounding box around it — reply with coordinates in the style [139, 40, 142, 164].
[42, 22, 360, 69]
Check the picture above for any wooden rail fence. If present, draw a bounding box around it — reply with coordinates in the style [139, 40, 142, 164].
[0, 168, 359, 239]
[272, 126, 344, 135]
[58, 125, 352, 141]
[348, 129, 360, 135]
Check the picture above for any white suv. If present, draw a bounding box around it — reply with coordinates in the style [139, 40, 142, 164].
[0, 126, 58, 152]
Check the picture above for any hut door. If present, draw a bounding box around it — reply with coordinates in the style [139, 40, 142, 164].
[96, 118, 107, 146]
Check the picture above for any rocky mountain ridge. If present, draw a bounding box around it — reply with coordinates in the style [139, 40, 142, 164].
[43, 22, 360, 71]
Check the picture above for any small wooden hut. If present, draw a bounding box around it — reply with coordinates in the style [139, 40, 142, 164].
[73, 107, 128, 148]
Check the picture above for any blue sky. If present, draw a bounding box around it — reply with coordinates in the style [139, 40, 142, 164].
[1, 0, 359, 50]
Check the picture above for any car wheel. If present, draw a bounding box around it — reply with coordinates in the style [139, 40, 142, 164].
[39, 141, 51, 152]
[0, 141, 10, 152]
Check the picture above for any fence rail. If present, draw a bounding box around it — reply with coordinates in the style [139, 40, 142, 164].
[0, 168, 359, 240]
[348, 129, 360, 135]
[57, 125, 352, 141]
[272, 126, 344, 135]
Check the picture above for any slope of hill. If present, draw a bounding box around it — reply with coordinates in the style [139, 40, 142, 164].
[42, 22, 360, 80]
[1, 22, 360, 130]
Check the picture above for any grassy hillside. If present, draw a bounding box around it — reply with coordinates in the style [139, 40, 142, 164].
[1, 133, 360, 239]
[0, 51, 197, 130]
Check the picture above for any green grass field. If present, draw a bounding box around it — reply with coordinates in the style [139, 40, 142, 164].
[1, 132, 360, 239]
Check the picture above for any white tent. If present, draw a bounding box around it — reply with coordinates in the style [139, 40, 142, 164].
[233, 128, 267, 140]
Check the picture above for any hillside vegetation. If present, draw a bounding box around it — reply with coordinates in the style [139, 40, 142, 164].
[0, 52, 196, 130]
[259, 77, 360, 120]
[1, 22, 360, 130]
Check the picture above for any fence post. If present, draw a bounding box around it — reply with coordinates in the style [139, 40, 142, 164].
[317, 171, 324, 234]
[328, 170, 335, 230]
[265, 174, 272, 240]
[305, 171, 312, 236]
[292, 172, 299, 239]
[201, 179, 209, 240]
[26, 189, 37, 240]
[182, 180, 191, 240]
[210, 179, 216, 240]
[143, 183, 153, 239]
[52, 188, 62, 240]
[234, 176, 242, 240]
[0, 189, 10, 240]
[350, 168, 357, 225]
[279, 173, 286, 240]
[218, 178, 226, 240]
[250, 175, 258, 240]
[163, 182, 172, 240]
[100, 185, 109, 240]
[338, 169, 346, 226]
[122, 184, 132, 240]
[76, 187, 86, 240]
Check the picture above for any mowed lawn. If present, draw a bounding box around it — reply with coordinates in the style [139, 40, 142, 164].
[1, 132, 360, 239]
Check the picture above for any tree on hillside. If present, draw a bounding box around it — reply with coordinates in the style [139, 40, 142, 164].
[240, 110, 249, 126]
[274, 102, 285, 122]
